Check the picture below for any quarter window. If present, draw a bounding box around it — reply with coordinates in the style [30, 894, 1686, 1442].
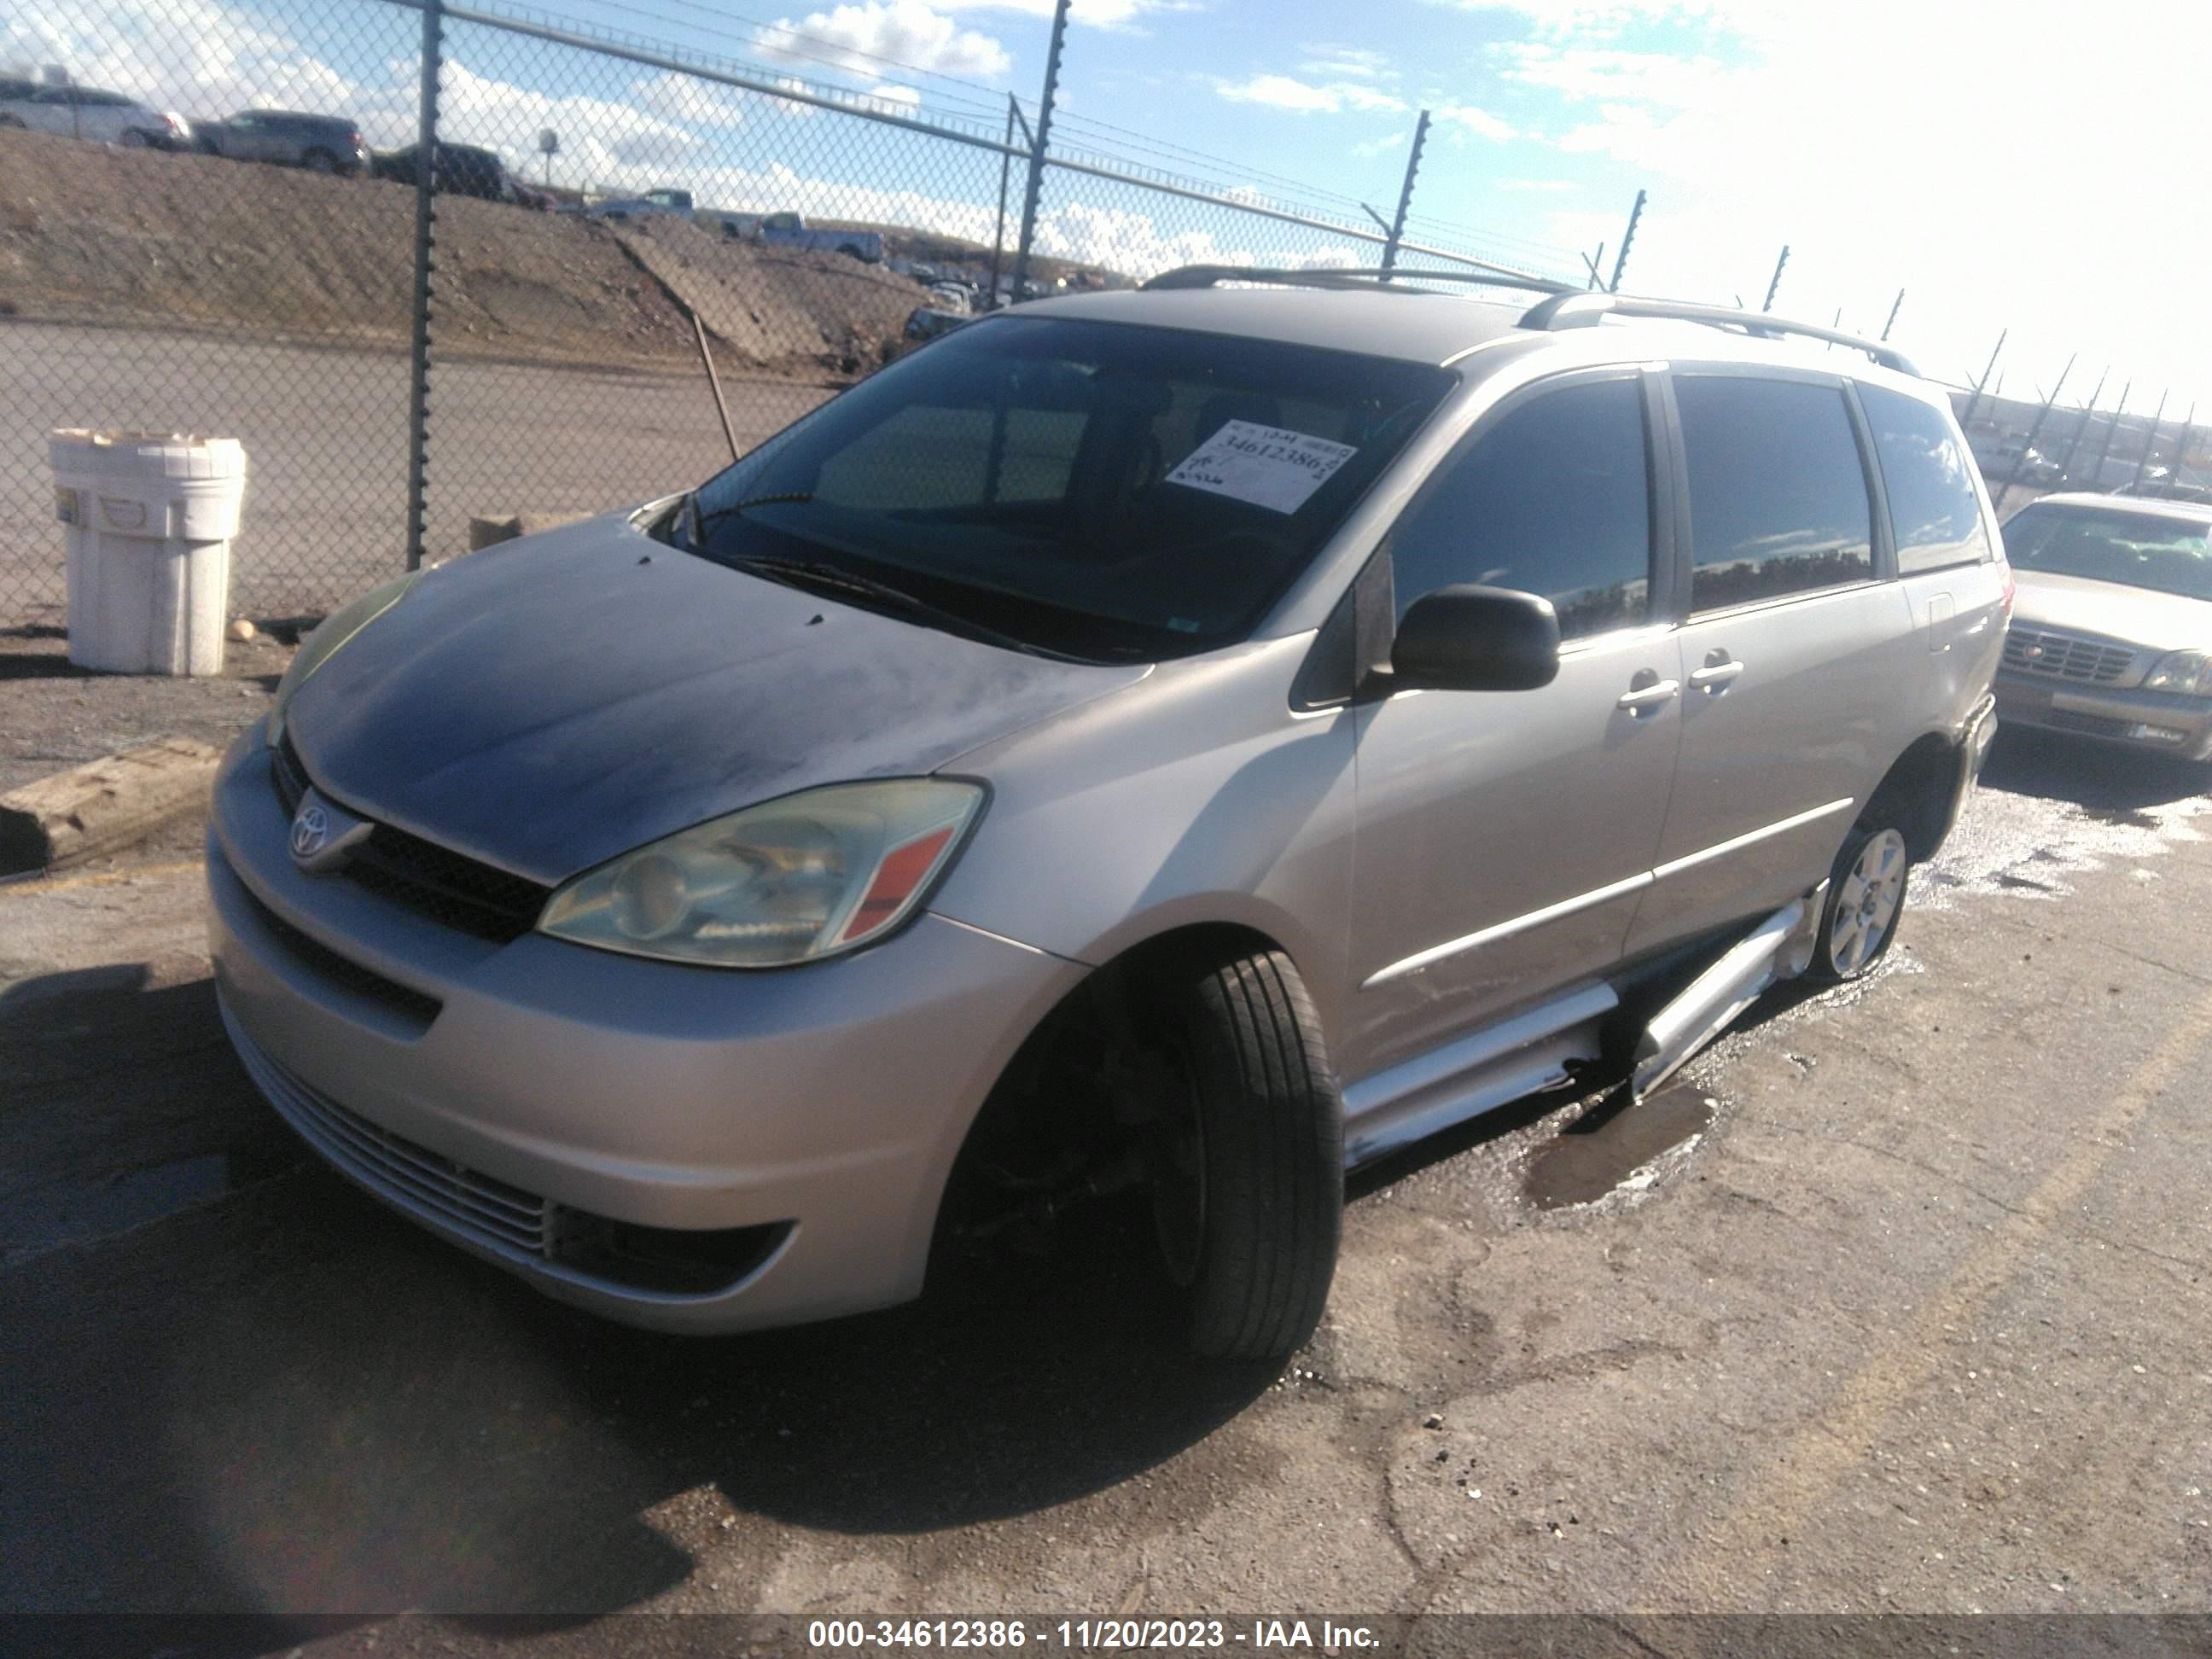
[1676, 376, 1874, 611]
[1859, 382, 1989, 575]
[1388, 378, 1653, 641]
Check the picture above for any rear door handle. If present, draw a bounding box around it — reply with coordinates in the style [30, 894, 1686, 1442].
[1687, 659, 1744, 692]
[1617, 678, 1681, 713]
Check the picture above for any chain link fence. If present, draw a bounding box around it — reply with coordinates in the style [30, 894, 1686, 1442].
[0, 0, 1583, 632]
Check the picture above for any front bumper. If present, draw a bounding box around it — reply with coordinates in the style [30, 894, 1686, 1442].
[207, 732, 1085, 1333]
[1993, 671, 2212, 761]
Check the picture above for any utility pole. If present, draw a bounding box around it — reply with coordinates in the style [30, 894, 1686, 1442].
[1377, 110, 1430, 282]
[1881, 288, 1904, 341]
[1608, 189, 1644, 292]
[1008, 0, 1069, 306]
[1995, 353, 2074, 512]
[2172, 403, 2198, 484]
[1960, 329, 2006, 430]
[2130, 388, 2171, 493]
[2088, 380, 2132, 488]
[2053, 366, 2109, 487]
[1761, 244, 1789, 312]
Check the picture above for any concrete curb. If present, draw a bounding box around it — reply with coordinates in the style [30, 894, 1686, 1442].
[0, 736, 224, 877]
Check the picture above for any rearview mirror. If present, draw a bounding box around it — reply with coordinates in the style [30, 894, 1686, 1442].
[1390, 585, 1561, 692]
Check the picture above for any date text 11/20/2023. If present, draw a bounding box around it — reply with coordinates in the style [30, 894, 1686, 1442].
[806, 1619, 1383, 1650]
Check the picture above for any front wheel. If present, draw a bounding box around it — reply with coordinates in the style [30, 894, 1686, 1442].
[1144, 949, 1342, 1361]
[119, 129, 152, 148]
[1811, 824, 1909, 981]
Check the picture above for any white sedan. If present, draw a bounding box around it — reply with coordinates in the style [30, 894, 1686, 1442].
[0, 84, 190, 148]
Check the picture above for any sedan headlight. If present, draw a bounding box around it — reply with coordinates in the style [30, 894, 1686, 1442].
[265, 571, 423, 747]
[538, 780, 985, 967]
[2140, 649, 2212, 697]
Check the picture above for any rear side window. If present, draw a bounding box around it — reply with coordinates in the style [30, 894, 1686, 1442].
[1860, 382, 1989, 575]
[1388, 378, 1652, 641]
[1675, 376, 1873, 611]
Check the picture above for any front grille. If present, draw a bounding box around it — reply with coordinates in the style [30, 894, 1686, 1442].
[2041, 709, 2133, 740]
[239, 876, 444, 1031]
[2002, 626, 2137, 684]
[272, 732, 551, 943]
[222, 998, 550, 1260]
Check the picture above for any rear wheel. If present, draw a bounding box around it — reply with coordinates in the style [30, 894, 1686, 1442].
[1143, 949, 1342, 1360]
[303, 148, 337, 174]
[1811, 824, 1909, 981]
[119, 129, 152, 148]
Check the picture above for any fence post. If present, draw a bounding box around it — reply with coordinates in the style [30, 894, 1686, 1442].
[2053, 366, 2108, 487]
[2088, 380, 2131, 489]
[1881, 288, 1904, 341]
[1008, 0, 1070, 305]
[987, 95, 1018, 308]
[404, 0, 445, 573]
[1959, 329, 2005, 431]
[1608, 189, 1644, 292]
[1996, 353, 2074, 512]
[1761, 244, 1789, 312]
[1377, 110, 1430, 282]
[2129, 389, 2170, 494]
[2172, 403, 2197, 484]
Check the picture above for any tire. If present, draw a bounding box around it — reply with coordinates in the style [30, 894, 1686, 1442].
[1810, 823, 1909, 981]
[303, 148, 337, 174]
[119, 129, 152, 148]
[1144, 948, 1343, 1361]
[0, 115, 24, 130]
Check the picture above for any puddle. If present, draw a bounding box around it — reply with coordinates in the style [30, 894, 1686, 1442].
[1521, 1082, 1715, 1210]
[0, 1148, 285, 1266]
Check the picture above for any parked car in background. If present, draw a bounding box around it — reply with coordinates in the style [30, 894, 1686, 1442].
[924, 282, 972, 314]
[587, 186, 693, 222]
[505, 178, 555, 212]
[1994, 493, 2212, 760]
[210, 274, 2001, 1364]
[373, 142, 508, 200]
[0, 83, 189, 149]
[899, 305, 968, 347]
[726, 210, 884, 263]
[197, 109, 368, 174]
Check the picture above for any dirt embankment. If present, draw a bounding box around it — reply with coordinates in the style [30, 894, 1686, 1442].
[0, 128, 926, 376]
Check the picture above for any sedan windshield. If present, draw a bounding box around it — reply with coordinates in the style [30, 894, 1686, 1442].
[666, 315, 1454, 661]
[2001, 503, 2212, 602]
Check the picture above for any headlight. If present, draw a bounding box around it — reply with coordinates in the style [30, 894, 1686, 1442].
[538, 779, 986, 968]
[2140, 649, 2212, 697]
[265, 571, 423, 746]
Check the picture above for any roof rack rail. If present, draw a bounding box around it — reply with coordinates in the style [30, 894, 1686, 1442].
[1142, 264, 1575, 299]
[1518, 291, 1918, 375]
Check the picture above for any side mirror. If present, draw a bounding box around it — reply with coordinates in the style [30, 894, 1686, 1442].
[1390, 585, 1561, 692]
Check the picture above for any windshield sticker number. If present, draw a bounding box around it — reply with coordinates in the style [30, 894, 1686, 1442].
[1165, 421, 1358, 515]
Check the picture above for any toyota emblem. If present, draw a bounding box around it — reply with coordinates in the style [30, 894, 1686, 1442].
[290, 802, 329, 861]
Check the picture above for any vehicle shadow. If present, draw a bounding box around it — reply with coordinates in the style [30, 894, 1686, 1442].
[1978, 725, 2209, 813]
[0, 962, 1275, 1624]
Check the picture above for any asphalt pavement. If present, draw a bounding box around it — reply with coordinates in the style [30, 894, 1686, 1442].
[2, 725, 2209, 1635]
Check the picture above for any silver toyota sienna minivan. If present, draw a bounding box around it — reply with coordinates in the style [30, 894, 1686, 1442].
[208, 271, 2005, 1360]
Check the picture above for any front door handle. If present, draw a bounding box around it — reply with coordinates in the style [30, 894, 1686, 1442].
[1688, 657, 1744, 693]
[1617, 677, 1681, 713]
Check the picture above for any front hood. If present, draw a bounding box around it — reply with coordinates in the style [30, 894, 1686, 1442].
[287, 512, 1148, 884]
[2011, 571, 2212, 655]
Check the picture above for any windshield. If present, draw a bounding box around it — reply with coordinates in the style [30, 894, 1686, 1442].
[2001, 503, 2212, 602]
[665, 315, 1453, 661]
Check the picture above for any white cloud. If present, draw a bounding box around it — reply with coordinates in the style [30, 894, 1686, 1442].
[1499, 177, 1574, 190]
[1352, 131, 1407, 160]
[1215, 73, 1407, 114]
[934, 0, 1196, 32]
[754, 1, 1011, 82]
[1435, 102, 1515, 141]
[1299, 44, 1393, 81]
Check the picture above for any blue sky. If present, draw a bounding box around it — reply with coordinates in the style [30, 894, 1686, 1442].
[11, 0, 2212, 414]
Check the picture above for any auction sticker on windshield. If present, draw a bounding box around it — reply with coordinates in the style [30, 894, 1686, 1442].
[1165, 421, 1358, 515]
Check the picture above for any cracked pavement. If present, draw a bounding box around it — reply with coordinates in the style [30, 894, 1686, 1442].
[2, 724, 2209, 1633]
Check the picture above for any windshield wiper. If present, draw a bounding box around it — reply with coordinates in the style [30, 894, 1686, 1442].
[721, 554, 1059, 658]
[691, 491, 814, 541]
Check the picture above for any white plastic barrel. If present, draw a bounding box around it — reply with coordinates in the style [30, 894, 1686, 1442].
[50, 429, 247, 676]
